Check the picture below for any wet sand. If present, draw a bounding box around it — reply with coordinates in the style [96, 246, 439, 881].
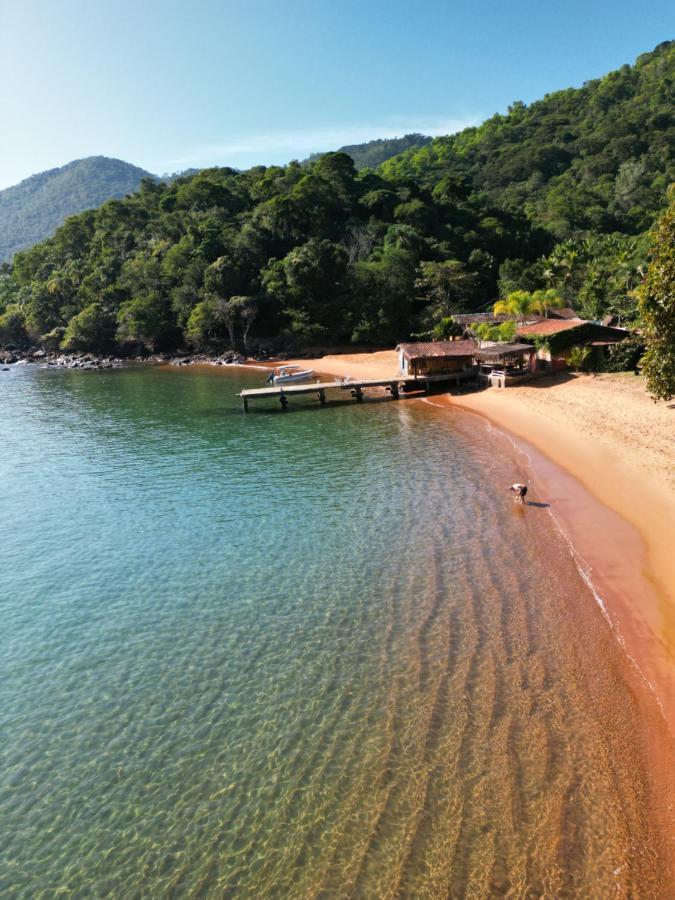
[447, 378, 675, 735]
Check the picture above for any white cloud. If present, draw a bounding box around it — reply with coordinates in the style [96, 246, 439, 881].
[153, 116, 481, 173]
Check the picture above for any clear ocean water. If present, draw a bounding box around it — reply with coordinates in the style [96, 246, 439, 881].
[0, 364, 669, 896]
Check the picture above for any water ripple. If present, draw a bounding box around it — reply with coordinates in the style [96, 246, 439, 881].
[0, 365, 670, 897]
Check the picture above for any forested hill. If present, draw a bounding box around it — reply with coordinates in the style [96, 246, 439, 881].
[306, 133, 432, 170]
[0, 157, 152, 261]
[381, 41, 674, 240]
[0, 42, 672, 356]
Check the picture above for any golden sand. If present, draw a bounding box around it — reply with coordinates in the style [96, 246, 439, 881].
[448, 375, 675, 733]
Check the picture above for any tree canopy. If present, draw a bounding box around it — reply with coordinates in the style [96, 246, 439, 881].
[381, 42, 674, 241]
[639, 189, 675, 400]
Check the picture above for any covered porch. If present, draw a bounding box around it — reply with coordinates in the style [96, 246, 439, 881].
[397, 340, 478, 379]
[475, 343, 535, 388]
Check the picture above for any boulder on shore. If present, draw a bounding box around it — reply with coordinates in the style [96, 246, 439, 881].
[0, 349, 123, 369]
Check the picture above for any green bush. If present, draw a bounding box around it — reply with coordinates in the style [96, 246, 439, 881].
[41, 326, 66, 349]
[567, 345, 591, 372]
[498, 321, 516, 342]
[639, 190, 675, 399]
[475, 320, 516, 343]
[62, 303, 115, 351]
[0, 304, 28, 347]
[116, 294, 175, 351]
[600, 336, 645, 372]
[432, 316, 463, 340]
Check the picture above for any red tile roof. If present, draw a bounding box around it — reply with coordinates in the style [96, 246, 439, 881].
[397, 340, 478, 359]
[516, 319, 586, 336]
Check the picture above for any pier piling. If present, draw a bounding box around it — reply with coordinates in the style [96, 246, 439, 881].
[238, 373, 473, 411]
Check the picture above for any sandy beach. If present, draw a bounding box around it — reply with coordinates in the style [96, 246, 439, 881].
[448, 375, 675, 729]
[274, 351, 675, 735]
[271, 350, 403, 383]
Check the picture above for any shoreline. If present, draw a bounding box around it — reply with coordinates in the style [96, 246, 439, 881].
[444, 384, 675, 732]
[263, 350, 675, 875]
[438, 396, 675, 881]
[254, 351, 675, 738]
[259, 351, 675, 874]
[13, 348, 675, 735]
[438, 396, 675, 720]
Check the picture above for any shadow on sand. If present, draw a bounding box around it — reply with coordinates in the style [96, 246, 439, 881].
[516, 373, 576, 389]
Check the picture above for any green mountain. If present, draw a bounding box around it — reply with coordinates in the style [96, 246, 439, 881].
[0, 156, 153, 261]
[381, 41, 674, 239]
[306, 133, 433, 170]
[1, 42, 672, 356]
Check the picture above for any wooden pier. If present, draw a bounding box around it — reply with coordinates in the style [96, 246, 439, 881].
[239, 373, 474, 411]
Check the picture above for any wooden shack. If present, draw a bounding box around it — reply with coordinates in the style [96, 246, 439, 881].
[397, 340, 478, 378]
[475, 343, 536, 387]
[516, 319, 630, 371]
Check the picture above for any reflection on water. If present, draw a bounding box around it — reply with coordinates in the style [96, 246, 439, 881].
[0, 365, 671, 896]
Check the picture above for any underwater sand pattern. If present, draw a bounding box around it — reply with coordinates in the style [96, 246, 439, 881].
[1, 366, 672, 897]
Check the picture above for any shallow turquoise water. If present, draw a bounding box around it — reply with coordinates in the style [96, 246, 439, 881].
[0, 364, 669, 896]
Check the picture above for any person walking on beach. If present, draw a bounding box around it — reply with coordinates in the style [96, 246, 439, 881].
[509, 482, 528, 503]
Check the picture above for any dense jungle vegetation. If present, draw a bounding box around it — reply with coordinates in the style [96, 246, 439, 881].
[639, 185, 675, 400]
[0, 42, 672, 359]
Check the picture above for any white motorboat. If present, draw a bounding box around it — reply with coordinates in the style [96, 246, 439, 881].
[266, 365, 316, 385]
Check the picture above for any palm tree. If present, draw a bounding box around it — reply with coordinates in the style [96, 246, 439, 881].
[567, 345, 591, 372]
[545, 242, 581, 301]
[493, 290, 535, 323]
[530, 288, 564, 317]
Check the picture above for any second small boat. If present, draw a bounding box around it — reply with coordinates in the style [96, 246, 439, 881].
[266, 365, 317, 385]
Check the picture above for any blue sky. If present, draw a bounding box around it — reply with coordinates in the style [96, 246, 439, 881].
[0, 0, 673, 189]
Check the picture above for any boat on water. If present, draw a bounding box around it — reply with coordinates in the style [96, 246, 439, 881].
[266, 365, 317, 385]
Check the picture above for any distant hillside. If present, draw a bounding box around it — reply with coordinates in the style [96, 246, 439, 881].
[0, 157, 153, 261]
[306, 133, 432, 170]
[159, 168, 202, 183]
[381, 41, 675, 239]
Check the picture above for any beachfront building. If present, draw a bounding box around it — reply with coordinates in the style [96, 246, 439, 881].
[397, 340, 478, 380]
[475, 343, 536, 387]
[516, 319, 630, 371]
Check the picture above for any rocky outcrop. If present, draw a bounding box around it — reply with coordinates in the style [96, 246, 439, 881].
[1, 347, 255, 369]
[167, 351, 246, 367]
[0, 348, 124, 369]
